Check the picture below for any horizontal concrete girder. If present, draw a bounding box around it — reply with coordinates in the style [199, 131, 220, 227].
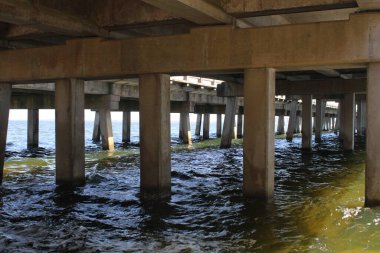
[1, 13, 380, 83]
[217, 78, 366, 97]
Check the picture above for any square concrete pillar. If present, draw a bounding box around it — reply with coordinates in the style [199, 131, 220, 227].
[220, 97, 237, 148]
[302, 95, 312, 150]
[195, 114, 202, 136]
[286, 100, 297, 141]
[342, 93, 355, 151]
[99, 110, 115, 151]
[203, 113, 210, 139]
[366, 63, 380, 206]
[27, 109, 39, 149]
[55, 79, 85, 186]
[315, 99, 323, 142]
[139, 74, 171, 198]
[122, 111, 131, 143]
[179, 112, 191, 144]
[243, 68, 275, 199]
[92, 111, 101, 142]
[237, 114, 243, 138]
[216, 114, 222, 138]
[0, 84, 11, 184]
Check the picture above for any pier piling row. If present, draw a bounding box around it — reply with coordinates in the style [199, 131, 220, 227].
[0, 4, 379, 206]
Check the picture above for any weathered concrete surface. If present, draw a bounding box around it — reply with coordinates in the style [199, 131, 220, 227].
[217, 78, 367, 97]
[139, 74, 171, 198]
[276, 109, 285, 135]
[55, 79, 85, 186]
[237, 114, 243, 138]
[342, 93, 355, 151]
[92, 111, 101, 142]
[286, 100, 298, 141]
[315, 99, 326, 142]
[302, 95, 313, 150]
[99, 110, 115, 151]
[27, 109, 39, 149]
[122, 111, 131, 143]
[366, 63, 380, 206]
[0, 83, 11, 184]
[243, 68, 275, 199]
[195, 113, 202, 135]
[216, 114, 222, 137]
[220, 97, 237, 148]
[1, 14, 380, 83]
[179, 112, 191, 144]
[203, 113, 210, 139]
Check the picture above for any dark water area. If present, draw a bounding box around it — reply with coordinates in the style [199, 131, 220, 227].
[1, 120, 379, 252]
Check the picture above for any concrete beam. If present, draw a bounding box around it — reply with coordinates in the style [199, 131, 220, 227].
[0, 83, 11, 184]
[1, 14, 380, 83]
[139, 74, 171, 198]
[220, 0, 357, 17]
[217, 78, 366, 97]
[0, 0, 126, 39]
[357, 0, 380, 10]
[55, 79, 85, 186]
[243, 68, 275, 199]
[142, 0, 251, 28]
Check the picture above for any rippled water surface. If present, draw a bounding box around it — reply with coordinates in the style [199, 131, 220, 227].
[1, 120, 379, 252]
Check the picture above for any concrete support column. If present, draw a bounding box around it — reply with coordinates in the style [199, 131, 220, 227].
[122, 111, 131, 143]
[339, 100, 345, 139]
[99, 110, 115, 151]
[92, 111, 101, 142]
[0, 84, 11, 184]
[27, 109, 39, 149]
[203, 113, 210, 139]
[366, 63, 380, 206]
[243, 68, 275, 199]
[237, 114, 243, 138]
[295, 116, 301, 133]
[55, 79, 85, 186]
[315, 99, 323, 142]
[286, 100, 298, 141]
[220, 97, 237, 148]
[302, 95, 312, 150]
[357, 99, 366, 136]
[276, 110, 285, 135]
[179, 112, 191, 144]
[334, 103, 341, 134]
[216, 114, 222, 138]
[195, 114, 202, 136]
[342, 93, 355, 151]
[139, 74, 171, 198]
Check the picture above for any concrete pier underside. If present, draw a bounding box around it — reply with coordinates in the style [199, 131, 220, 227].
[0, 0, 379, 206]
